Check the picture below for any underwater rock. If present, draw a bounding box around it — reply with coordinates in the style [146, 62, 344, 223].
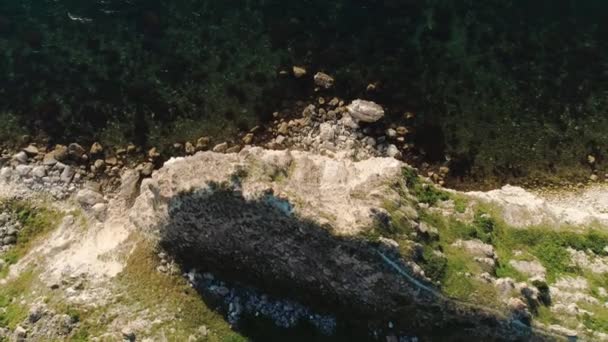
[292, 66, 307, 78]
[346, 99, 385, 123]
[314, 72, 334, 89]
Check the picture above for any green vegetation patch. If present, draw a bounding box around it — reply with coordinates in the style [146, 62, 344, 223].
[115, 238, 245, 342]
[402, 168, 451, 206]
[0, 269, 36, 329]
[0, 200, 63, 278]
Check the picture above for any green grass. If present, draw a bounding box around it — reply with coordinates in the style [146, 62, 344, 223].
[372, 167, 608, 333]
[0, 200, 63, 278]
[420, 247, 447, 281]
[0, 270, 36, 329]
[114, 238, 246, 341]
[452, 195, 469, 214]
[402, 168, 451, 206]
[580, 303, 608, 334]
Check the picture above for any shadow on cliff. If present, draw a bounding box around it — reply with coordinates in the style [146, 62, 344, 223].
[159, 181, 552, 342]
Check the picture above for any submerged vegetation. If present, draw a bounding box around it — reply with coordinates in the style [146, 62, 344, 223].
[0, 1, 607, 185]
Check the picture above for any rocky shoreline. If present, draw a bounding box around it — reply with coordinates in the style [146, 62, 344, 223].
[1, 77, 608, 340]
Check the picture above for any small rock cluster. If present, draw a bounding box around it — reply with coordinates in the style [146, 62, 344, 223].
[155, 251, 180, 275]
[0, 141, 161, 199]
[185, 270, 337, 335]
[1, 146, 81, 199]
[0, 210, 20, 253]
[0, 301, 78, 342]
[264, 99, 404, 161]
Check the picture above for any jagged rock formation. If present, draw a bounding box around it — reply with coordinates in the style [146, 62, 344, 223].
[130, 147, 553, 340]
[131, 146, 403, 235]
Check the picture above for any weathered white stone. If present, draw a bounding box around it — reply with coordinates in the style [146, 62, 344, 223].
[32, 166, 46, 179]
[318, 123, 335, 141]
[212, 143, 228, 153]
[452, 239, 495, 259]
[75, 189, 106, 207]
[131, 147, 404, 235]
[346, 99, 385, 123]
[509, 260, 546, 280]
[0, 167, 11, 181]
[15, 164, 32, 177]
[13, 151, 28, 164]
[386, 145, 401, 158]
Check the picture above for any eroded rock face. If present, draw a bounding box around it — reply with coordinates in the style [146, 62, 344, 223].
[131, 147, 403, 235]
[467, 185, 608, 227]
[129, 147, 551, 340]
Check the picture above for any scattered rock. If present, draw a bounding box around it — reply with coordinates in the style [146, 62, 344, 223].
[292, 66, 307, 78]
[242, 133, 254, 145]
[386, 128, 397, 138]
[509, 260, 546, 280]
[226, 145, 241, 154]
[396, 126, 409, 136]
[141, 162, 154, 177]
[119, 169, 141, 205]
[68, 143, 86, 160]
[185, 142, 196, 155]
[28, 303, 46, 323]
[314, 72, 335, 89]
[13, 326, 27, 341]
[105, 156, 118, 166]
[52, 145, 69, 162]
[548, 325, 577, 338]
[452, 239, 496, 259]
[148, 147, 160, 159]
[15, 164, 32, 177]
[75, 188, 106, 208]
[495, 278, 516, 297]
[90, 142, 104, 155]
[91, 203, 108, 221]
[212, 143, 228, 153]
[196, 137, 210, 151]
[386, 145, 401, 159]
[275, 135, 286, 145]
[127, 144, 137, 154]
[318, 123, 335, 141]
[32, 165, 46, 178]
[277, 122, 289, 136]
[23, 145, 39, 156]
[60, 166, 75, 183]
[13, 151, 28, 164]
[346, 99, 385, 123]
[93, 159, 105, 172]
[121, 327, 136, 342]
